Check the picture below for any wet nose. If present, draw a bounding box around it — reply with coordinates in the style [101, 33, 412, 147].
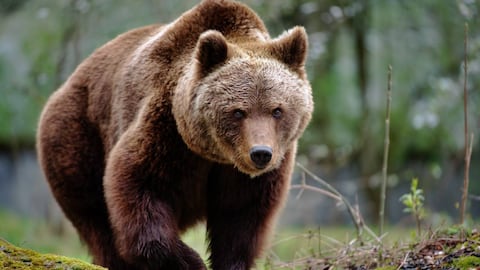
[249, 146, 272, 169]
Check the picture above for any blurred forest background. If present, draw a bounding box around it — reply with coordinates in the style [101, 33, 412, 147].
[1, 0, 480, 259]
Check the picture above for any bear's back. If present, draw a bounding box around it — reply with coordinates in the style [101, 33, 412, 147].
[62, 24, 164, 150]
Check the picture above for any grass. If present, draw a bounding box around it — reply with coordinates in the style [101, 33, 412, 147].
[0, 210, 89, 262]
[267, 225, 419, 269]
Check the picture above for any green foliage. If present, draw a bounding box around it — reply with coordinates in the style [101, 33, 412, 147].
[399, 178, 425, 216]
[451, 255, 480, 269]
[0, 0, 29, 14]
[399, 178, 425, 236]
[0, 0, 478, 154]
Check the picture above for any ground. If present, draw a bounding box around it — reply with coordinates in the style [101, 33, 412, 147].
[2, 228, 480, 269]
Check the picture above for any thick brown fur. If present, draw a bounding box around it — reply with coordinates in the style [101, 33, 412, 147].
[36, 0, 313, 269]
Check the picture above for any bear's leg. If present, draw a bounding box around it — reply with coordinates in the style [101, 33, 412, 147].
[103, 132, 206, 269]
[206, 166, 289, 270]
[104, 180, 206, 269]
[37, 91, 136, 269]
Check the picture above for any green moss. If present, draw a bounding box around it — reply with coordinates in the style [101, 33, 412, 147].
[0, 238, 105, 270]
[451, 255, 480, 269]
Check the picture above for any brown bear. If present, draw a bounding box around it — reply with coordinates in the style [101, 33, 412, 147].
[36, 0, 313, 269]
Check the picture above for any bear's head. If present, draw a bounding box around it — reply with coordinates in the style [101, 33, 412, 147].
[173, 27, 313, 177]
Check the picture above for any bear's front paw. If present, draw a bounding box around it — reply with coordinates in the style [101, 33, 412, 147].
[125, 240, 206, 270]
[176, 241, 207, 270]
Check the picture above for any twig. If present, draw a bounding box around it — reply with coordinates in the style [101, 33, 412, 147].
[468, 193, 480, 201]
[294, 172, 307, 200]
[296, 163, 362, 237]
[380, 65, 393, 236]
[396, 251, 411, 270]
[460, 23, 471, 225]
[291, 184, 341, 201]
[295, 163, 382, 243]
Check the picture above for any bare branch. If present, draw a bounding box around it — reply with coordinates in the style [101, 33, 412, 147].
[380, 65, 393, 235]
[460, 23, 470, 225]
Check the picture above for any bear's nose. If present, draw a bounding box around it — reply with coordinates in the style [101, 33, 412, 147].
[249, 146, 272, 169]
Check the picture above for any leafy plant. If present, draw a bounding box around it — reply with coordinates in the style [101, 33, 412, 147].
[399, 178, 425, 237]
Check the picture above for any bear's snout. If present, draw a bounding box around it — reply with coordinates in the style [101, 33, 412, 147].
[249, 146, 273, 169]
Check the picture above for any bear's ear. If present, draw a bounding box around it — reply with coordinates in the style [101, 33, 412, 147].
[194, 30, 229, 77]
[270, 26, 308, 71]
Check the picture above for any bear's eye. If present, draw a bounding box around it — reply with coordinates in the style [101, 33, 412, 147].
[272, 108, 282, 119]
[233, 109, 246, 120]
